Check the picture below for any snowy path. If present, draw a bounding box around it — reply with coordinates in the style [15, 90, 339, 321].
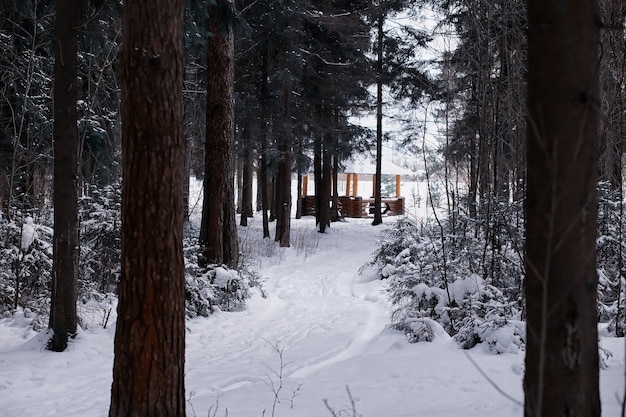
[185, 218, 393, 412]
[0, 217, 623, 417]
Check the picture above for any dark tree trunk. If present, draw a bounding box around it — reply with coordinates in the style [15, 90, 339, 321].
[524, 1, 601, 416]
[222, 148, 238, 266]
[183, 137, 190, 222]
[199, 0, 239, 267]
[260, 42, 270, 238]
[240, 125, 253, 227]
[275, 85, 292, 247]
[236, 155, 243, 214]
[256, 160, 263, 211]
[0, 3, 16, 218]
[48, 0, 79, 353]
[314, 130, 322, 227]
[295, 169, 303, 219]
[109, 0, 186, 415]
[467, 82, 479, 221]
[319, 135, 332, 232]
[331, 153, 340, 221]
[372, 13, 384, 226]
[269, 174, 277, 222]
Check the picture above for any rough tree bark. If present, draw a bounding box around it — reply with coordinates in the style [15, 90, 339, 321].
[48, 0, 79, 353]
[199, 0, 239, 267]
[525, 0, 601, 416]
[108, 0, 186, 415]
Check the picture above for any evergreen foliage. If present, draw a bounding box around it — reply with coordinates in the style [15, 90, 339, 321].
[78, 183, 121, 296]
[0, 214, 52, 329]
[597, 182, 626, 336]
[0, 183, 253, 325]
[371, 216, 525, 353]
[184, 237, 252, 318]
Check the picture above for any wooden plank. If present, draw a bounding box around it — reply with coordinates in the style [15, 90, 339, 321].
[395, 174, 401, 197]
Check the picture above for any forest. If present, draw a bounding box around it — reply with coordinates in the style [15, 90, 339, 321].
[0, 0, 624, 416]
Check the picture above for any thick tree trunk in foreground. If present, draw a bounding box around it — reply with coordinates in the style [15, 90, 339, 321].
[199, 0, 238, 267]
[524, 1, 601, 416]
[48, 0, 79, 353]
[109, 0, 186, 415]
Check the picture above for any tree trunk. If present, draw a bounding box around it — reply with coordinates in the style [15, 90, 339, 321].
[372, 13, 384, 226]
[109, 0, 186, 415]
[331, 153, 340, 221]
[256, 160, 263, 211]
[236, 154, 243, 214]
[240, 124, 253, 227]
[260, 41, 270, 238]
[275, 84, 292, 247]
[319, 135, 332, 232]
[183, 137, 190, 223]
[524, 1, 601, 416]
[48, 0, 79, 353]
[295, 169, 303, 219]
[0, 3, 16, 217]
[314, 130, 322, 227]
[199, 0, 239, 267]
[269, 174, 277, 222]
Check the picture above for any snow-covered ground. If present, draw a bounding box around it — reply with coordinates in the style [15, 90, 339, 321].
[0, 215, 624, 417]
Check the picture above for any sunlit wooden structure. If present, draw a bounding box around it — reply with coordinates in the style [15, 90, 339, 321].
[300, 156, 411, 218]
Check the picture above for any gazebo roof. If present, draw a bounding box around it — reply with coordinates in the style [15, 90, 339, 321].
[343, 155, 413, 175]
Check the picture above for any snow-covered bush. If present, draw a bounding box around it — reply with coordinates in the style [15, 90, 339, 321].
[0, 214, 52, 323]
[0, 181, 259, 323]
[77, 184, 254, 320]
[78, 184, 122, 295]
[183, 237, 251, 317]
[371, 216, 524, 351]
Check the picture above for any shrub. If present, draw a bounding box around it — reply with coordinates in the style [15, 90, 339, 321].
[183, 238, 251, 318]
[370, 216, 524, 351]
[0, 215, 52, 321]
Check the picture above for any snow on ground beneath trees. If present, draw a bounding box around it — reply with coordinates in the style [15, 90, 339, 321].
[0, 216, 624, 417]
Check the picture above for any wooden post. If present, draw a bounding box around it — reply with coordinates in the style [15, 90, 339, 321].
[302, 174, 308, 196]
[372, 174, 377, 197]
[346, 173, 352, 196]
[354, 174, 359, 196]
[395, 174, 401, 197]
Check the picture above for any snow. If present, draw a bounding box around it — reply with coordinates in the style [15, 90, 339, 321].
[0, 216, 624, 417]
[214, 266, 234, 289]
[20, 216, 38, 252]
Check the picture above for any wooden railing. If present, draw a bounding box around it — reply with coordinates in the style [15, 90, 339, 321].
[301, 196, 405, 218]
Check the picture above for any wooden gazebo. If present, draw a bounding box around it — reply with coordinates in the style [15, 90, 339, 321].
[301, 156, 411, 218]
